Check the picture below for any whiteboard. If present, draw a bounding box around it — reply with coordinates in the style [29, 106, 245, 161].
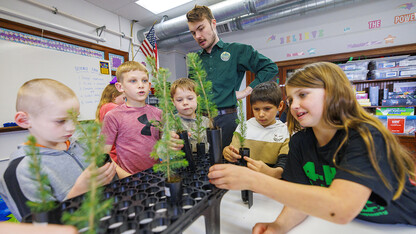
[0, 38, 111, 124]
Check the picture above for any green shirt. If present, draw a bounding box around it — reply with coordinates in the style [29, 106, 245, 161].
[198, 40, 278, 108]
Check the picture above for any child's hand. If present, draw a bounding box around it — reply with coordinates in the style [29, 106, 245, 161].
[96, 162, 117, 186]
[208, 163, 254, 190]
[245, 156, 268, 173]
[245, 157, 283, 179]
[223, 145, 241, 162]
[67, 162, 116, 199]
[252, 221, 283, 234]
[169, 131, 184, 151]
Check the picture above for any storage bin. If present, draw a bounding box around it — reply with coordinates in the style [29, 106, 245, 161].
[338, 61, 369, 71]
[370, 67, 416, 79]
[376, 115, 416, 135]
[399, 56, 416, 67]
[344, 70, 368, 81]
[374, 55, 410, 69]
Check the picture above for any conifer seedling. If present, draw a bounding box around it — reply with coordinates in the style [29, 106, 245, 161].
[61, 110, 112, 233]
[25, 135, 57, 214]
[235, 99, 247, 148]
[187, 53, 218, 128]
[193, 98, 206, 144]
[147, 57, 188, 182]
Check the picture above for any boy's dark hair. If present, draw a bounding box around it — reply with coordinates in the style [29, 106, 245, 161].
[250, 81, 282, 107]
[186, 5, 215, 22]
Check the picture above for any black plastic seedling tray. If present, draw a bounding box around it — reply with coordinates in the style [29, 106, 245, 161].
[60, 155, 227, 234]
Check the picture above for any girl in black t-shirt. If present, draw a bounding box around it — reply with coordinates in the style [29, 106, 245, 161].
[208, 62, 416, 231]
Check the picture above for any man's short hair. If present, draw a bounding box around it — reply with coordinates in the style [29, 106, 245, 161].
[186, 5, 215, 22]
[116, 61, 148, 83]
[170, 77, 197, 98]
[16, 78, 77, 115]
[250, 81, 283, 107]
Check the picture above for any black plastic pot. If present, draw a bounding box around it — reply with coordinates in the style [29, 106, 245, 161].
[196, 142, 206, 158]
[206, 128, 222, 165]
[164, 177, 183, 205]
[31, 204, 62, 224]
[178, 130, 195, 171]
[239, 148, 253, 209]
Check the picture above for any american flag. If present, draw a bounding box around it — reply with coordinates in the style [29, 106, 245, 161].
[140, 25, 157, 66]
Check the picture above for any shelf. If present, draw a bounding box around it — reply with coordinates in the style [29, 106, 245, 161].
[351, 76, 416, 84]
[362, 105, 416, 109]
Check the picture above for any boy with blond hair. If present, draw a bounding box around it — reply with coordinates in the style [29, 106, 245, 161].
[102, 61, 162, 177]
[0, 79, 116, 221]
[223, 81, 289, 178]
[171, 78, 209, 153]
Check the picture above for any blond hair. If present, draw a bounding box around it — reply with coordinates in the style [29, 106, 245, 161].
[16, 78, 76, 116]
[170, 77, 197, 98]
[95, 84, 123, 122]
[285, 62, 415, 199]
[116, 61, 148, 83]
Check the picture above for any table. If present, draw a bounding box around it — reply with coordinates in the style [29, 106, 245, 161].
[183, 190, 415, 234]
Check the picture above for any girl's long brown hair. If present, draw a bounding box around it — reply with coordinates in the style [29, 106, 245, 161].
[95, 84, 122, 122]
[286, 62, 415, 199]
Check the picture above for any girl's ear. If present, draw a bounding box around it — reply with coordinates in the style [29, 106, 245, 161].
[277, 100, 285, 112]
[115, 82, 124, 92]
[15, 111, 30, 129]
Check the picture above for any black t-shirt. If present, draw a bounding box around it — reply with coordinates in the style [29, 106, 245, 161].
[282, 127, 416, 225]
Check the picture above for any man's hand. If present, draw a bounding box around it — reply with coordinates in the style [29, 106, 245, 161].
[235, 86, 253, 100]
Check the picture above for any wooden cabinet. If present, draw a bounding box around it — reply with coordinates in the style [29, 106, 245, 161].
[246, 43, 416, 157]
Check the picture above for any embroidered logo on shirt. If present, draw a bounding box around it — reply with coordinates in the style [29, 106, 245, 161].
[137, 114, 153, 136]
[273, 133, 283, 142]
[220, 51, 231, 61]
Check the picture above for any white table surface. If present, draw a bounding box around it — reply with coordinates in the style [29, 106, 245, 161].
[183, 190, 415, 234]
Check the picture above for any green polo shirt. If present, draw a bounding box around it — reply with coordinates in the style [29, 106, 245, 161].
[197, 40, 278, 109]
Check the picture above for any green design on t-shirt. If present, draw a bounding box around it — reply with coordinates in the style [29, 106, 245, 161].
[303, 162, 335, 186]
[359, 201, 388, 217]
[303, 162, 388, 217]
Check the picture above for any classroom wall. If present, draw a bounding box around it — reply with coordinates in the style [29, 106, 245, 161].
[175, 0, 416, 62]
[0, 0, 137, 165]
[0, 0, 139, 52]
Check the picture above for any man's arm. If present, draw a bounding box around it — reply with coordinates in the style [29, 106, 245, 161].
[241, 44, 278, 89]
[235, 86, 252, 100]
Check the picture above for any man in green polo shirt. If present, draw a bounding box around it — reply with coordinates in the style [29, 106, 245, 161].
[186, 5, 279, 150]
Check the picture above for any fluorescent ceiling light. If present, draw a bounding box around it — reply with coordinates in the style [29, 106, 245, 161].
[135, 0, 192, 14]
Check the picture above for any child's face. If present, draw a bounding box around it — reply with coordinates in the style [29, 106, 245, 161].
[113, 93, 126, 105]
[28, 97, 79, 149]
[252, 101, 279, 127]
[286, 86, 326, 128]
[117, 70, 150, 107]
[172, 88, 197, 119]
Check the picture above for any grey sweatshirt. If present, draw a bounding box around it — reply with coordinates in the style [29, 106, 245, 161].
[0, 139, 88, 221]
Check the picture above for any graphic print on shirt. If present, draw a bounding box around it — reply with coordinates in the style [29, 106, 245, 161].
[303, 161, 388, 217]
[359, 200, 388, 217]
[137, 114, 153, 136]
